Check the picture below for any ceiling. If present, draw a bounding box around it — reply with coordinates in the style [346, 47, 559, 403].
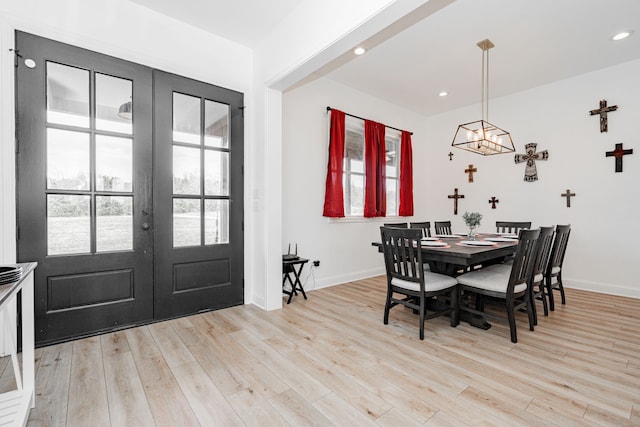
[129, 0, 301, 48]
[131, 0, 640, 117]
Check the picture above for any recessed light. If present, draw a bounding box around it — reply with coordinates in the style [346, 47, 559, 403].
[611, 30, 633, 41]
[353, 47, 366, 55]
[438, 91, 448, 97]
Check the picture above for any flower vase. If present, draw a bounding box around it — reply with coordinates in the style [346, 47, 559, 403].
[467, 226, 477, 241]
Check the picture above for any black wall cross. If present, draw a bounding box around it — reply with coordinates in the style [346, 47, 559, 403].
[465, 164, 477, 183]
[488, 196, 499, 209]
[448, 188, 465, 215]
[589, 99, 618, 133]
[448, 152, 454, 161]
[561, 189, 576, 208]
[514, 143, 549, 182]
[605, 143, 633, 173]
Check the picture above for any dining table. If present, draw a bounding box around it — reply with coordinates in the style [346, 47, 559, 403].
[372, 232, 520, 329]
[372, 232, 519, 276]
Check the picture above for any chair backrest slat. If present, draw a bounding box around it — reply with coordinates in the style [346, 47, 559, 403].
[532, 226, 555, 278]
[507, 228, 540, 296]
[548, 225, 571, 270]
[434, 221, 452, 235]
[410, 221, 432, 237]
[380, 227, 424, 290]
[496, 221, 532, 234]
[384, 222, 408, 228]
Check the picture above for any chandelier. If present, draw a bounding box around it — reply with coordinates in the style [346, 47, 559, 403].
[452, 39, 515, 155]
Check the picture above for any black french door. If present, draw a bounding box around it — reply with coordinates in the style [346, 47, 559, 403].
[153, 70, 244, 319]
[15, 32, 243, 345]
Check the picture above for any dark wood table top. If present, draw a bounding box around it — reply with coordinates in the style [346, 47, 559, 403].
[282, 257, 309, 266]
[372, 234, 518, 275]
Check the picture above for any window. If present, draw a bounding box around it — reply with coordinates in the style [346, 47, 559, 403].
[172, 93, 231, 247]
[343, 116, 401, 217]
[323, 108, 412, 218]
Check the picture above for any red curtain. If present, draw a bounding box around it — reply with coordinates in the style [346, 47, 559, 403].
[322, 109, 346, 217]
[364, 120, 386, 217]
[399, 130, 414, 216]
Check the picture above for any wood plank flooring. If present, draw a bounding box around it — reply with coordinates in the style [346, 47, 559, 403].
[21, 276, 640, 426]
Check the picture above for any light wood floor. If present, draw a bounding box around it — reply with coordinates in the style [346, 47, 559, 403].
[20, 276, 640, 426]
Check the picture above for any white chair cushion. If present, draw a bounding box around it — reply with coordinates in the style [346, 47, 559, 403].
[551, 266, 561, 275]
[457, 264, 527, 294]
[471, 263, 543, 286]
[488, 264, 512, 274]
[391, 272, 457, 293]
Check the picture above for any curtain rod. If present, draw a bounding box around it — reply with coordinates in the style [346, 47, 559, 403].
[326, 106, 413, 135]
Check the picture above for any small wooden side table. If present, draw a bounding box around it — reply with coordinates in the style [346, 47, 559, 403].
[282, 258, 309, 304]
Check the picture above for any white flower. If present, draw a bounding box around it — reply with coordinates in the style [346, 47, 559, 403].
[462, 211, 482, 228]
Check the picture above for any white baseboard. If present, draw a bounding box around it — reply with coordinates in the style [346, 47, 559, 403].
[302, 273, 640, 300]
[301, 267, 386, 292]
[564, 278, 640, 299]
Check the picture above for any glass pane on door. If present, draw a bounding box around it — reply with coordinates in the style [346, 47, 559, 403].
[96, 196, 133, 252]
[96, 73, 133, 134]
[46, 62, 90, 127]
[173, 146, 201, 195]
[204, 200, 229, 244]
[47, 128, 90, 190]
[47, 194, 91, 255]
[173, 93, 200, 145]
[171, 92, 231, 247]
[173, 198, 201, 247]
[96, 135, 133, 192]
[204, 100, 229, 148]
[204, 150, 229, 196]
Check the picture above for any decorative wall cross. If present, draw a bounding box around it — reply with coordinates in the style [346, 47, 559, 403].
[464, 164, 477, 182]
[605, 143, 633, 172]
[514, 143, 549, 182]
[448, 188, 465, 215]
[589, 99, 618, 133]
[488, 196, 499, 209]
[561, 189, 576, 207]
[448, 152, 454, 161]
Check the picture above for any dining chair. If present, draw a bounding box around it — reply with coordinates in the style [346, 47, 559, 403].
[434, 221, 452, 235]
[456, 228, 540, 343]
[496, 221, 532, 234]
[380, 227, 458, 340]
[528, 226, 555, 324]
[383, 222, 408, 228]
[545, 224, 571, 311]
[409, 221, 432, 238]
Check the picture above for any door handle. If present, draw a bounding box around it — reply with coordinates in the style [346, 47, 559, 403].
[141, 222, 150, 230]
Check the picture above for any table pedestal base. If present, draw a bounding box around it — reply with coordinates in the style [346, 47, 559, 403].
[423, 298, 491, 329]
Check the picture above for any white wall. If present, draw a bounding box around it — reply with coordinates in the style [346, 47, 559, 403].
[421, 59, 640, 297]
[250, 0, 436, 309]
[283, 59, 640, 298]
